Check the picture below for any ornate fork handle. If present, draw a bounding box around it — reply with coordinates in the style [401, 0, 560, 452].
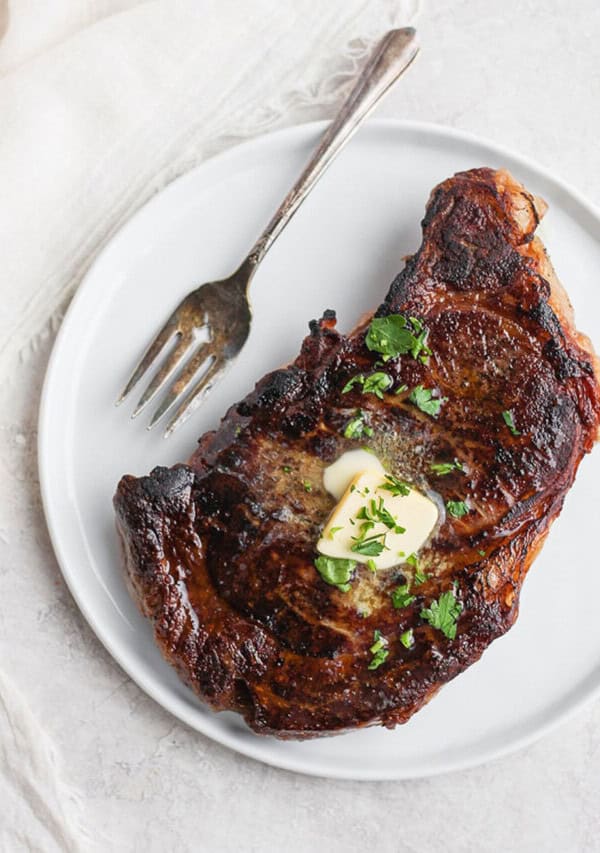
[243, 28, 419, 277]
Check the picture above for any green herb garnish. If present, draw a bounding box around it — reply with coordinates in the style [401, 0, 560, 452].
[314, 555, 356, 593]
[342, 374, 365, 394]
[408, 385, 446, 417]
[430, 459, 464, 476]
[502, 409, 521, 436]
[328, 526, 343, 539]
[282, 465, 292, 473]
[367, 558, 377, 573]
[391, 584, 416, 609]
[394, 383, 409, 395]
[362, 372, 393, 399]
[342, 371, 393, 400]
[343, 410, 373, 440]
[420, 583, 462, 639]
[380, 473, 411, 497]
[403, 552, 428, 585]
[478, 549, 486, 557]
[351, 537, 386, 557]
[302, 479, 312, 493]
[368, 630, 389, 670]
[356, 497, 405, 534]
[446, 499, 469, 518]
[400, 628, 414, 649]
[365, 315, 431, 362]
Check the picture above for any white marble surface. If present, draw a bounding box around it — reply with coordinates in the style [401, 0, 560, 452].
[2, 1, 600, 851]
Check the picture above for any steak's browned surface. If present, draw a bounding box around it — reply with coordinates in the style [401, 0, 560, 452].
[114, 168, 600, 738]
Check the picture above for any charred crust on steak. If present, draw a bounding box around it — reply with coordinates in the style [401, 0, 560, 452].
[114, 167, 600, 738]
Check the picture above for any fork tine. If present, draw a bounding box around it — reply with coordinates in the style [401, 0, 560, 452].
[147, 343, 213, 428]
[117, 317, 178, 404]
[131, 333, 194, 418]
[163, 358, 228, 437]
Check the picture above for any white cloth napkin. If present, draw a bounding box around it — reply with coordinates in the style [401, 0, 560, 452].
[0, 1, 416, 849]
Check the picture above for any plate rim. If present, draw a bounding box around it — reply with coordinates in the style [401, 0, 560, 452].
[38, 118, 600, 781]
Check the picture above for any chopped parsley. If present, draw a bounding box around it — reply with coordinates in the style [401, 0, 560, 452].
[342, 371, 393, 399]
[502, 409, 521, 436]
[446, 499, 469, 518]
[405, 552, 429, 584]
[408, 385, 446, 417]
[394, 383, 409, 395]
[302, 479, 312, 493]
[391, 584, 416, 609]
[328, 526, 343, 539]
[351, 536, 386, 557]
[356, 497, 405, 534]
[281, 465, 292, 473]
[367, 558, 377, 573]
[380, 473, 411, 497]
[430, 459, 464, 476]
[342, 374, 365, 394]
[478, 549, 486, 557]
[314, 555, 356, 593]
[368, 630, 389, 670]
[365, 315, 431, 363]
[400, 628, 414, 649]
[420, 583, 462, 639]
[363, 371, 393, 398]
[343, 410, 373, 440]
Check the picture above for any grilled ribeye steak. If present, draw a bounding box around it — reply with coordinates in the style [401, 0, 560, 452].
[115, 168, 600, 738]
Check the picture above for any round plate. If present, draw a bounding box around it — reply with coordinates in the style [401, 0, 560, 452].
[39, 120, 600, 780]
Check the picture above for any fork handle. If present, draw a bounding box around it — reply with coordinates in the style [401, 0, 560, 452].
[242, 27, 419, 276]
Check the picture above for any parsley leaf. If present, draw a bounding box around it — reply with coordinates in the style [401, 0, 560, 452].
[420, 584, 462, 639]
[404, 552, 430, 584]
[363, 371, 393, 399]
[430, 459, 464, 476]
[314, 556, 356, 593]
[400, 628, 414, 649]
[380, 473, 411, 497]
[356, 497, 405, 533]
[368, 630, 389, 670]
[367, 558, 377, 573]
[391, 584, 416, 609]
[394, 383, 409, 395]
[351, 538, 385, 557]
[302, 480, 312, 492]
[408, 385, 446, 417]
[328, 526, 343, 539]
[502, 409, 521, 436]
[342, 374, 365, 394]
[343, 410, 373, 439]
[365, 315, 431, 362]
[342, 372, 393, 399]
[446, 499, 469, 518]
[281, 465, 292, 473]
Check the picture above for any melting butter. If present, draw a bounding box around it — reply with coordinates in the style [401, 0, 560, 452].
[323, 449, 385, 500]
[318, 461, 438, 570]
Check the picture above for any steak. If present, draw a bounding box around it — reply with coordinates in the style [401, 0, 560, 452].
[114, 168, 600, 738]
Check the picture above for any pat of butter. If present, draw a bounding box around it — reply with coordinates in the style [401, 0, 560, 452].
[317, 469, 438, 570]
[323, 448, 385, 500]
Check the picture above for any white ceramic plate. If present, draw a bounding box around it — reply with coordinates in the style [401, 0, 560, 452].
[39, 120, 600, 781]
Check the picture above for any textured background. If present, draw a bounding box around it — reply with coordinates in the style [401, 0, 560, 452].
[2, 1, 600, 851]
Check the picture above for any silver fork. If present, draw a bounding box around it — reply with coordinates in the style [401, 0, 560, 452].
[117, 27, 419, 436]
